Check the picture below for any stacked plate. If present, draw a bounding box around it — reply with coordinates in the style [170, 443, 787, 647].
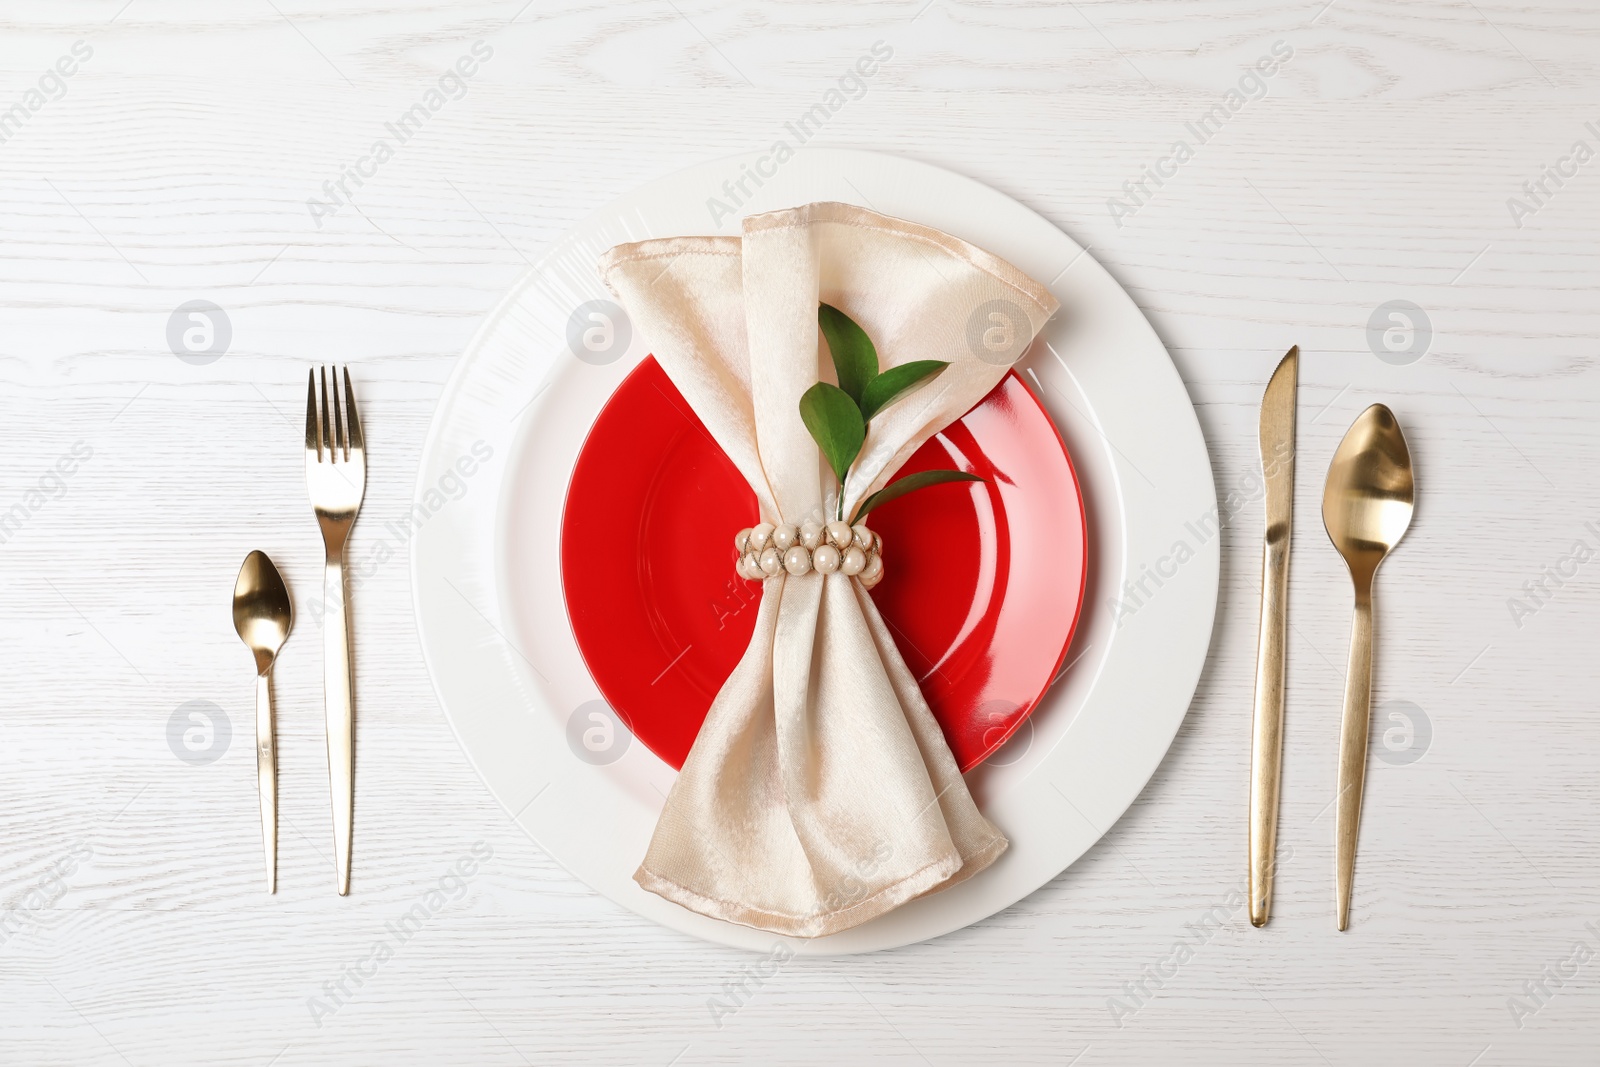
[411, 148, 1218, 953]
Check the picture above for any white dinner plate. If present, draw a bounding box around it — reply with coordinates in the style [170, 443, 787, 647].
[411, 148, 1218, 953]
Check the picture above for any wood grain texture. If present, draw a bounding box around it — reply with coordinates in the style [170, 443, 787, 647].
[0, 0, 1597, 1063]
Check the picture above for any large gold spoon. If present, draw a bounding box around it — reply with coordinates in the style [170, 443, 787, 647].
[1322, 404, 1414, 930]
[233, 551, 293, 894]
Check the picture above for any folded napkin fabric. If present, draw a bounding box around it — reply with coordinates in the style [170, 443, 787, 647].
[599, 202, 1058, 937]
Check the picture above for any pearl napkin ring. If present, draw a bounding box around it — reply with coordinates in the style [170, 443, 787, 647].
[735, 521, 884, 588]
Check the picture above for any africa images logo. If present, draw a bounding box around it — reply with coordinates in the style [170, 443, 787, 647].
[703, 41, 893, 228]
[0, 40, 93, 147]
[1106, 40, 1294, 228]
[306, 41, 494, 228]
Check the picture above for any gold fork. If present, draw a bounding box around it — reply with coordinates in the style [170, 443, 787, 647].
[305, 366, 366, 895]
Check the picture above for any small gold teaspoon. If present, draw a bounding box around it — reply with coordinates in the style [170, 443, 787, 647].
[233, 551, 293, 894]
[1322, 404, 1414, 931]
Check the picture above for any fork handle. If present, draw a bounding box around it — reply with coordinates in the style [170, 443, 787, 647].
[256, 670, 276, 895]
[323, 553, 354, 895]
[1335, 584, 1374, 931]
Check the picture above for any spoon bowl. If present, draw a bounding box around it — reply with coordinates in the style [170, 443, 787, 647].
[233, 550, 292, 675]
[1323, 405, 1414, 584]
[1322, 404, 1414, 931]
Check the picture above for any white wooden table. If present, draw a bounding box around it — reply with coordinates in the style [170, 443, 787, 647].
[1, 2, 1596, 1063]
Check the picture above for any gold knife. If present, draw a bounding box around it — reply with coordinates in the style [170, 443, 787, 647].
[1248, 345, 1298, 927]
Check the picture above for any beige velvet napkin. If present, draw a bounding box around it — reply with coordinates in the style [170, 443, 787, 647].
[598, 202, 1059, 937]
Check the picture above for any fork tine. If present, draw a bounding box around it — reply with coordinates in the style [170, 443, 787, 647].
[305, 368, 320, 460]
[319, 366, 332, 461]
[331, 365, 347, 460]
[343, 367, 363, 452]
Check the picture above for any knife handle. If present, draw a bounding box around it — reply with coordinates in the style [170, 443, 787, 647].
[1248, 529, 1291, 926]
[323, 554, 354, 896]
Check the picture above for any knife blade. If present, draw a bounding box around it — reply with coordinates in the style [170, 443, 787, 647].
[1249, 345, 1298, 927]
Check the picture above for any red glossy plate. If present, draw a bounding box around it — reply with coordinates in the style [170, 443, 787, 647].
[560, 357, 1086, 772]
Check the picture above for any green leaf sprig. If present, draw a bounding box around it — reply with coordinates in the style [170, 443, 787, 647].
[800, 303, 982, 524]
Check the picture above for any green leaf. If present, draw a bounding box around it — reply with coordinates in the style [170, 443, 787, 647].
[817, 303, 877, 405]
[799, 382, 865, 489]
[851, 469, 984, 524]
[858, 360, 949, 422]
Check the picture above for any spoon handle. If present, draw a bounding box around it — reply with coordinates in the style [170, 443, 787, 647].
[257, 671, 277, 895]
[1335, 587, 1373, 930]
